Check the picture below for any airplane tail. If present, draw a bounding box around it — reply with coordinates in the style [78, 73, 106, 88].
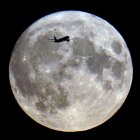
[54, 36, 57, 41]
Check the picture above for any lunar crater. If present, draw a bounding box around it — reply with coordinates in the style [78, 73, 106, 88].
[86, 49, 111, 77]
[72, 37, 95, 57]
[112, 60, 126, 79]
[111, 40, 122, 54]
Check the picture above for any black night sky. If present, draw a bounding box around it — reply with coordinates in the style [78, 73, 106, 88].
[1, 0, 139, 139]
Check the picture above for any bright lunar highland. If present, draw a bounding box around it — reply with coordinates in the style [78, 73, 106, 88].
[9, 11, 133, 132]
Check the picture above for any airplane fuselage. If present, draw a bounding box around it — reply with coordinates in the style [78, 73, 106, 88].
[49, 36, 70, 43]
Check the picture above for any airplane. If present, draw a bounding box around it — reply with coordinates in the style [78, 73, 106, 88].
[48, 36, 70, 43]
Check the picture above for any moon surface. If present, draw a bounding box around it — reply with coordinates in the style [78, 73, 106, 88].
[9, 11, 133, 132]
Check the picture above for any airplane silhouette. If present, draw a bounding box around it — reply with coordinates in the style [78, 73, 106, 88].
[48, 36, 70, 43]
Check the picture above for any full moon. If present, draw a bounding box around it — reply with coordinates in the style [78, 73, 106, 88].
[9, 11, 133, 132]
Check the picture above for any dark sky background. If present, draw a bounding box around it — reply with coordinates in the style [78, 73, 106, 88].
[1, 0, 139, 139]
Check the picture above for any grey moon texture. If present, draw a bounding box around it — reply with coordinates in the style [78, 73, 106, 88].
[9, 11, 133, 132]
